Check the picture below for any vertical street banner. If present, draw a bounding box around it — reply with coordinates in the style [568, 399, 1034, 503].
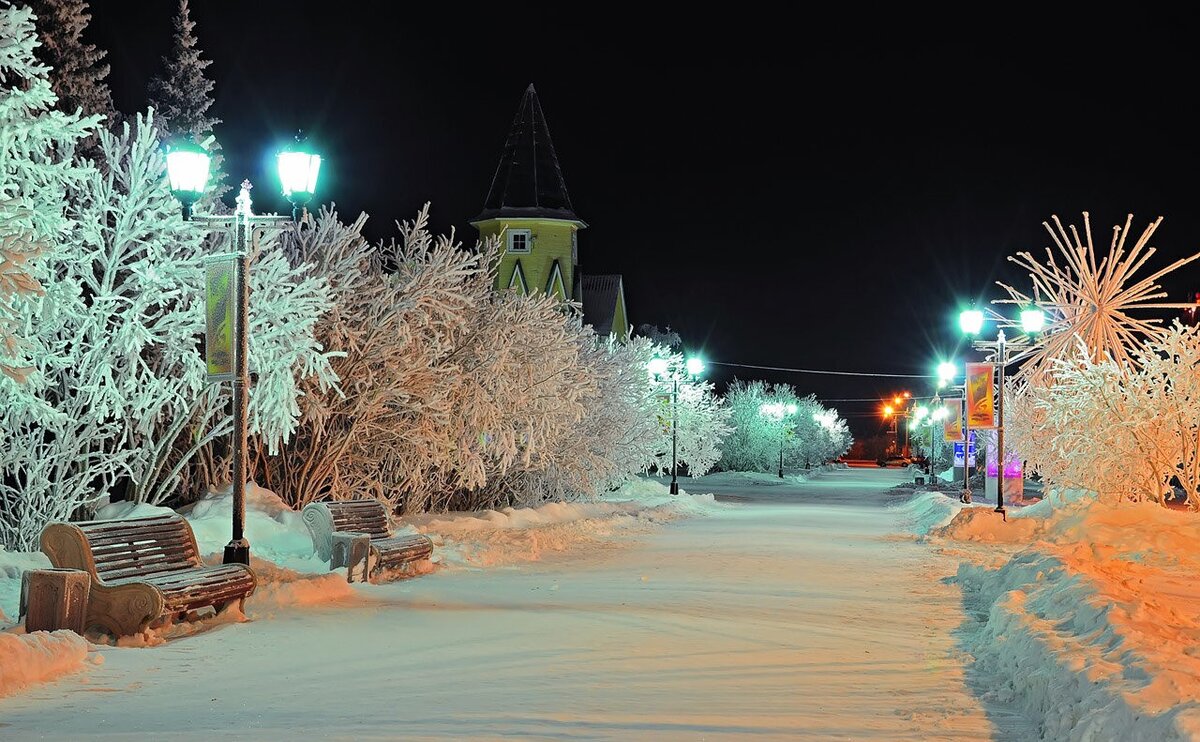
[965, 362, 996, 428]
[943, 399, 963, 441]
[205, 253, 238, 383]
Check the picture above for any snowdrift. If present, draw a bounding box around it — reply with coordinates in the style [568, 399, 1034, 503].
[0, 630, 95, 698]
[932, 493, 1200, 739]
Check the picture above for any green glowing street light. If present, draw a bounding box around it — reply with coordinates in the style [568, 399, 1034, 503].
[959, 309, 984, 335]
[1020, 308, 1046, 334]
[936, 361, 958, 388]
[277, 134, 322, 221]
[165, 140, 212, 220]
[647, 355, 706, 494]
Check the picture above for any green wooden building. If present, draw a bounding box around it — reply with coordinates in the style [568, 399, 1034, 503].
[471, 84, 630, 339]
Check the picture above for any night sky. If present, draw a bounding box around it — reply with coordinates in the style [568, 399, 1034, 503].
[87, 3, 1200, 435]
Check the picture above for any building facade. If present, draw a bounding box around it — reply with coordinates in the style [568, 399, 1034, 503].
[471, 84, 629, 339]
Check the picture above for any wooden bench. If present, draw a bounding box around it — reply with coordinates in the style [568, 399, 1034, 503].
[40, 513, 256, 637]
[302, 499, 433, 583]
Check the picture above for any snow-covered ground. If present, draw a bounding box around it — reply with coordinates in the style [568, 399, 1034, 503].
[0, 469, 1037, 739]
[5, 471, 1197, 739]
[926, 491, 1200, 740]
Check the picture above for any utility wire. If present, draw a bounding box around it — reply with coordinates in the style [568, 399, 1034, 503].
[709, 361, 935, 379]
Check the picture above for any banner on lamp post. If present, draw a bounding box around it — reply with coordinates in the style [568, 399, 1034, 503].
[965, 362, 996, 429]
[943, 399, 963, 441]
[204, 253, 239, 383]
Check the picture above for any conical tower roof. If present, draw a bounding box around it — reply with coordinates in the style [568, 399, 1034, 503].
[473, 84, 583, 224]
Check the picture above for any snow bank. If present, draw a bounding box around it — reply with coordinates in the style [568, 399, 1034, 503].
[244, 559, 359, 611]
[889, 491, 962, 535]
[411, 478, 719, 568]
[944, 498, 1200, 739]
[693, 470, 813, 487]
[0, 630, 94, 697]
[183, 483, 328, 573]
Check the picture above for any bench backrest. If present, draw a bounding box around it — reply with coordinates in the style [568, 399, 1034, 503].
[41, 514, 202, 584]
[325, 500, 392, 540]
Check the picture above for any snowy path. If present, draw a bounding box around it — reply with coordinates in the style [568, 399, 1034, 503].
[0, 469, 1033, 740]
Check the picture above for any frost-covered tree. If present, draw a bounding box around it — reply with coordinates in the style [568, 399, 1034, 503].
[0, 3, 96, 382]
[717, 380, 847, 473]
[495, 335, 663, 503]
[443, 273, 600, 510]
[996, 213, 1200, 385]
[28, 0, 114, 121]
[652, 370, 731, 477]
[254, 206, 482, 509]
[1010, 323, 1200, 508]
[636, 323, 681, 349]
[0, 110, 336, 548]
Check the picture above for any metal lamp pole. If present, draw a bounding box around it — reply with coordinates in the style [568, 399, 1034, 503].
[194, 184, 290, 565]
[778, 421, 785, 479]
[961, 384, 972, 504]
[995, 330, 1007, 515]
[670, 372, 680, 495]
[168, 136, 321, 566]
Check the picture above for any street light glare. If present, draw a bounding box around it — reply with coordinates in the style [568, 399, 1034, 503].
[914, 406, 928, 420]
[959, 309, 984, 335]
[686, 357, 705, 376]
[786, 403, 798, 415]
[277, 150, 322, 200]
[936, 361, 957, 383]
[647, 358, 668, 376]
[1020, 308, 1046, 334]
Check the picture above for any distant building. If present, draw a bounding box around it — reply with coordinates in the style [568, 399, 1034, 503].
[471, 84, 630, 340]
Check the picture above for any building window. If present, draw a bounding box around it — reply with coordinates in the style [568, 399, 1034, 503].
[508, 229, 531, 253]
[571, 230, 578, 263]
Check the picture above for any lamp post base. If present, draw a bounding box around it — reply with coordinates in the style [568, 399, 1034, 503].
[960, 489, 972, 504]
[669, 480, 680, 495]
[223, 539, 251, 566]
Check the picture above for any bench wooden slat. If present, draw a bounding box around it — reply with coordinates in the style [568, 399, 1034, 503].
[91, 542, 197, 565]
[90, 536, 195, 555]
[78, 518, 188, 537]
[76, 514, 183, 531]
[85, 529, 193, 549]
[97, 559, 201, 583]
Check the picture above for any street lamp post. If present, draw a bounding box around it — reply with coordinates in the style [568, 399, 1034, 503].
[649, 355, 705, 494]
[166, 137, 322, 565]
[760, 402, 799, 478]
[959, 307, 1044, 514]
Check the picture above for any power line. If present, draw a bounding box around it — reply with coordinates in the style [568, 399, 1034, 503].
[710, 361, 935, 379]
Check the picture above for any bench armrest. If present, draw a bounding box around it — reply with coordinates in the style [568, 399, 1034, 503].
[331, 531, 372, 583]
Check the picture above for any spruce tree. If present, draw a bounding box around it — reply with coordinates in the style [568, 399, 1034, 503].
[27, 0, 115, 121]
[146, 0, 224, 195]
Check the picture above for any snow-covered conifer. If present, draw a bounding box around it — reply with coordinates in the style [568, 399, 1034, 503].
[28, 0, 115, 121]
[146, 0, 223, 196]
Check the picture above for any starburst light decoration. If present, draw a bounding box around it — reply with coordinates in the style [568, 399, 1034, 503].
[995, 212, 1200, 383]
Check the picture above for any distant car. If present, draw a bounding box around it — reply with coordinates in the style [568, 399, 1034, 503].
[877, 455, 912, 467]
